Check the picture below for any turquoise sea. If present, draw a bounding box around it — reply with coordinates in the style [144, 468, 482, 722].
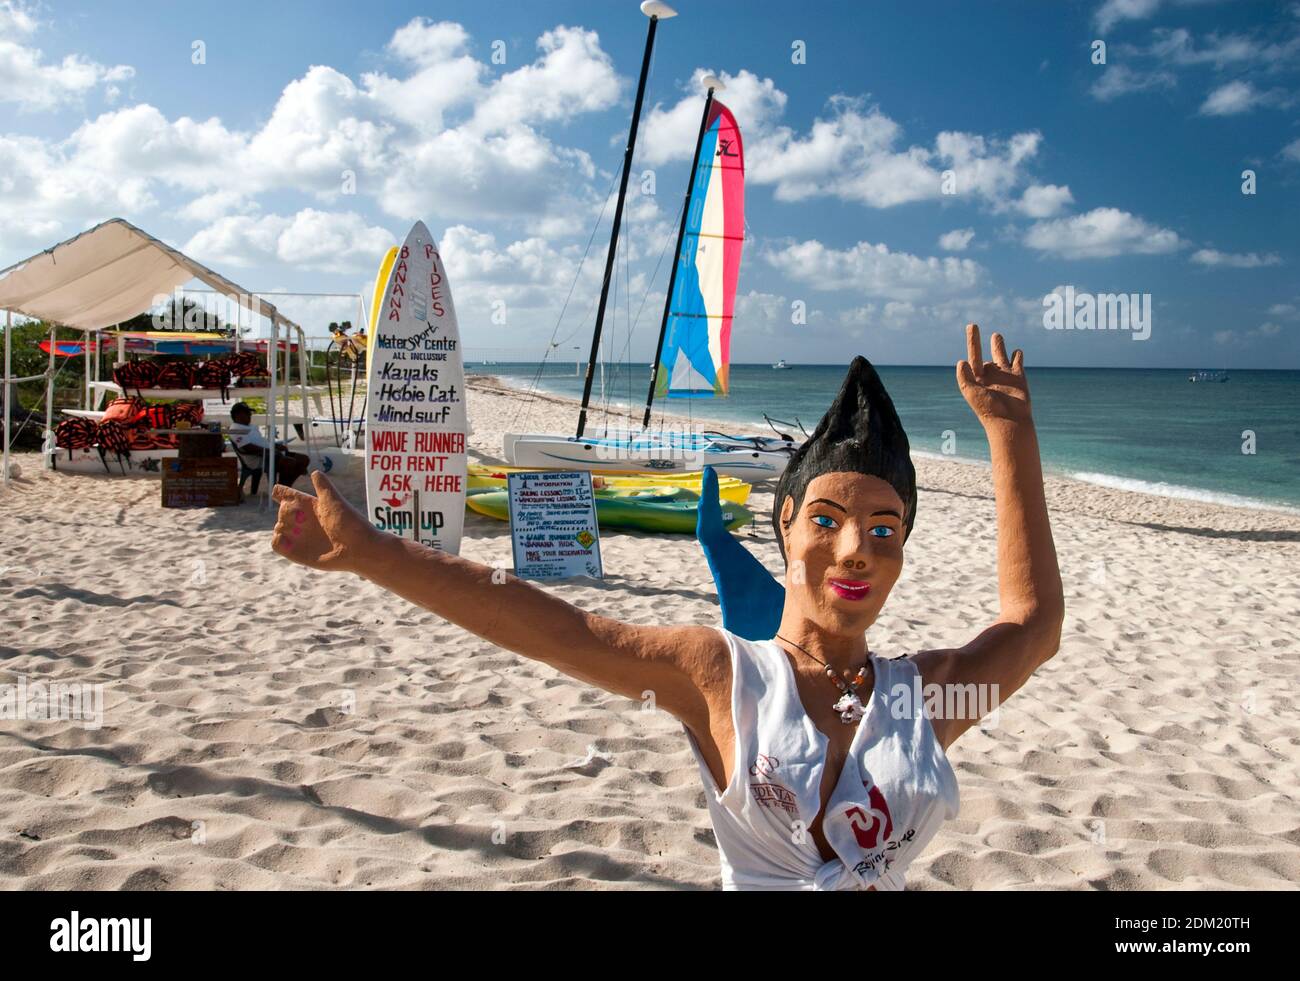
[480, 362, 1300, 511]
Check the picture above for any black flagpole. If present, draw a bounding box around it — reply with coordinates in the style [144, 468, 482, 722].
[576, 2, 675, 439]
[642, 80, 717, 428]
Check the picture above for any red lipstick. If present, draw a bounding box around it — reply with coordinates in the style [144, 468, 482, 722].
[827, 578, 871, 601]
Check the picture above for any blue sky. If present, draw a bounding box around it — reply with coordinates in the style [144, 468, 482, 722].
[1, 0, 1297, 368]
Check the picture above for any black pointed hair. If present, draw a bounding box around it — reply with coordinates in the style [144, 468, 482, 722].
[773, 356, 916, 560]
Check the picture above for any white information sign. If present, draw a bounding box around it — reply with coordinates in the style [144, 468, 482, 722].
[506, 471, 604, 581]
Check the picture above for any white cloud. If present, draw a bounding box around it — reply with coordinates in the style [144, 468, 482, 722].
[436, 224, 616, 324]
[640, 69, 787, 166]
[184, 210, 395, 274]
[386, 17, 474, 63]
[766, 238, 983, 301]
[835, 292, 1016, 336]
[360, 24, 482, 134]
[442, 225, 577, 289]
[1016, 184, 1074, 218]
[938, 228, 975, 251]
[745, 95, 1044, 210]
[1023, 207, 1183, 259]
[1267, 303, 1298, 318]
[71, 104, 246, 191]
[246, 66, 394, 195]
[1094, 0, 1233, 32]
[365, 25, 616, 224]
[179, 191, 259, 224]
[1095, 0, 1163, 32]
[1090, 65, 1176, 101]
[646, 76, 1055, 212]
[1281, 137, 1300, 162]
[1198, 80, 1290, 116]
[1215, 321, 1284, 344]
[1190, 248, 1282, 268]
[734, 290, 795, 337]
[1, 18, 631, 251]
[1145, 27, 1300, 70]
[1092, 22, 1300, 106]
[0, 0, 37, 34]
[0, 132, 153, 255]
[470, 27, 619, 132]
[0, 2, 132, 110]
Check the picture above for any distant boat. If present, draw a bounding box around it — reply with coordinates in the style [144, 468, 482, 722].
[772, 359, 792, 370]
[1188, 370, 1229, 383]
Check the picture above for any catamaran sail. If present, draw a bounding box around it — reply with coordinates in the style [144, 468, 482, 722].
[503, 20, 798, 480]
[654, 100, 743, 402]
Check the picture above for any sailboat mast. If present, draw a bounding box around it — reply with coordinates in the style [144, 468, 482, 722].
[642, 80, 717, 428]
[576, 2, 676, 439]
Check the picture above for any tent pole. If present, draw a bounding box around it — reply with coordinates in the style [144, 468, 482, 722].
[281, 321, 289, 450]
[94, 327, 105, 392]
[44, 323, 55, 470]
[83, 327, 91, 409]
[3, 310, 10, 489]
[297, 327, 314, 468]
[266, 310, 277, 504]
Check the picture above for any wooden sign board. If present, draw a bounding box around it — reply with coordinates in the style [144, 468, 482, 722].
[161, 457, 240, 508]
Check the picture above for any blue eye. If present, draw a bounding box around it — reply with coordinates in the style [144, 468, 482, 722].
[870, 525, 895, 538]
[812, 514, 838, 529]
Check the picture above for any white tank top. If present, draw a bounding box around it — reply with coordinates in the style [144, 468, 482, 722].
[683, 627, 960, 890]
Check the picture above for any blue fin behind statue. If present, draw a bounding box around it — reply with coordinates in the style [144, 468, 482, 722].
[696, 466, 783, 640]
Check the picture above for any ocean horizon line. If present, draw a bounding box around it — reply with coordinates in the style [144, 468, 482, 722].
[466, 361, 1296, 373]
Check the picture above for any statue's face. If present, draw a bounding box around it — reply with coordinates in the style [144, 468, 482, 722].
[780, 471, 906, 636]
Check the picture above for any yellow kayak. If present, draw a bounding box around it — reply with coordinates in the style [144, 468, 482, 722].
[467, 486, 754, 535]
[467, 463, 750, 504]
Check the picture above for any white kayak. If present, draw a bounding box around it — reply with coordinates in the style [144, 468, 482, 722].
[504, 430, 797, 479]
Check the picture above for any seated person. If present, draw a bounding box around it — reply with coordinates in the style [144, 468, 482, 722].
[227, 402, 309, 489]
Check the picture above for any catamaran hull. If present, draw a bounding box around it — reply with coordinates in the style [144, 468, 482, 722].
[504, 434, 791, 479]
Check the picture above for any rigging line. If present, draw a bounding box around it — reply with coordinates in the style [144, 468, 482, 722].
[610, 196, 684, 400]
[508, 161, 622, 434]
[517, 32, 664, 438]
[599, 164, 636, 435]
[524, 168, 618, 393]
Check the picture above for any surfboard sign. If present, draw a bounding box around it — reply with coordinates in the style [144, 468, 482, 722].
[364, 221, 467, 554]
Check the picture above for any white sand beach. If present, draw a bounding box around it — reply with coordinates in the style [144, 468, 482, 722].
[1, 376, 1298, 890]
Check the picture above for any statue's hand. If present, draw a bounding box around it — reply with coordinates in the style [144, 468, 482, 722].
[956, 323, 1033, 428]
[271, 471, 378, 573]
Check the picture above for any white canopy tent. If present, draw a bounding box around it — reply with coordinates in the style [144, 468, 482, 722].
[0, 218, 310, 496]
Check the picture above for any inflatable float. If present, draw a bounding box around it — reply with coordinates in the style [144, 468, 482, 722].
[466, 464, 750, 504]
